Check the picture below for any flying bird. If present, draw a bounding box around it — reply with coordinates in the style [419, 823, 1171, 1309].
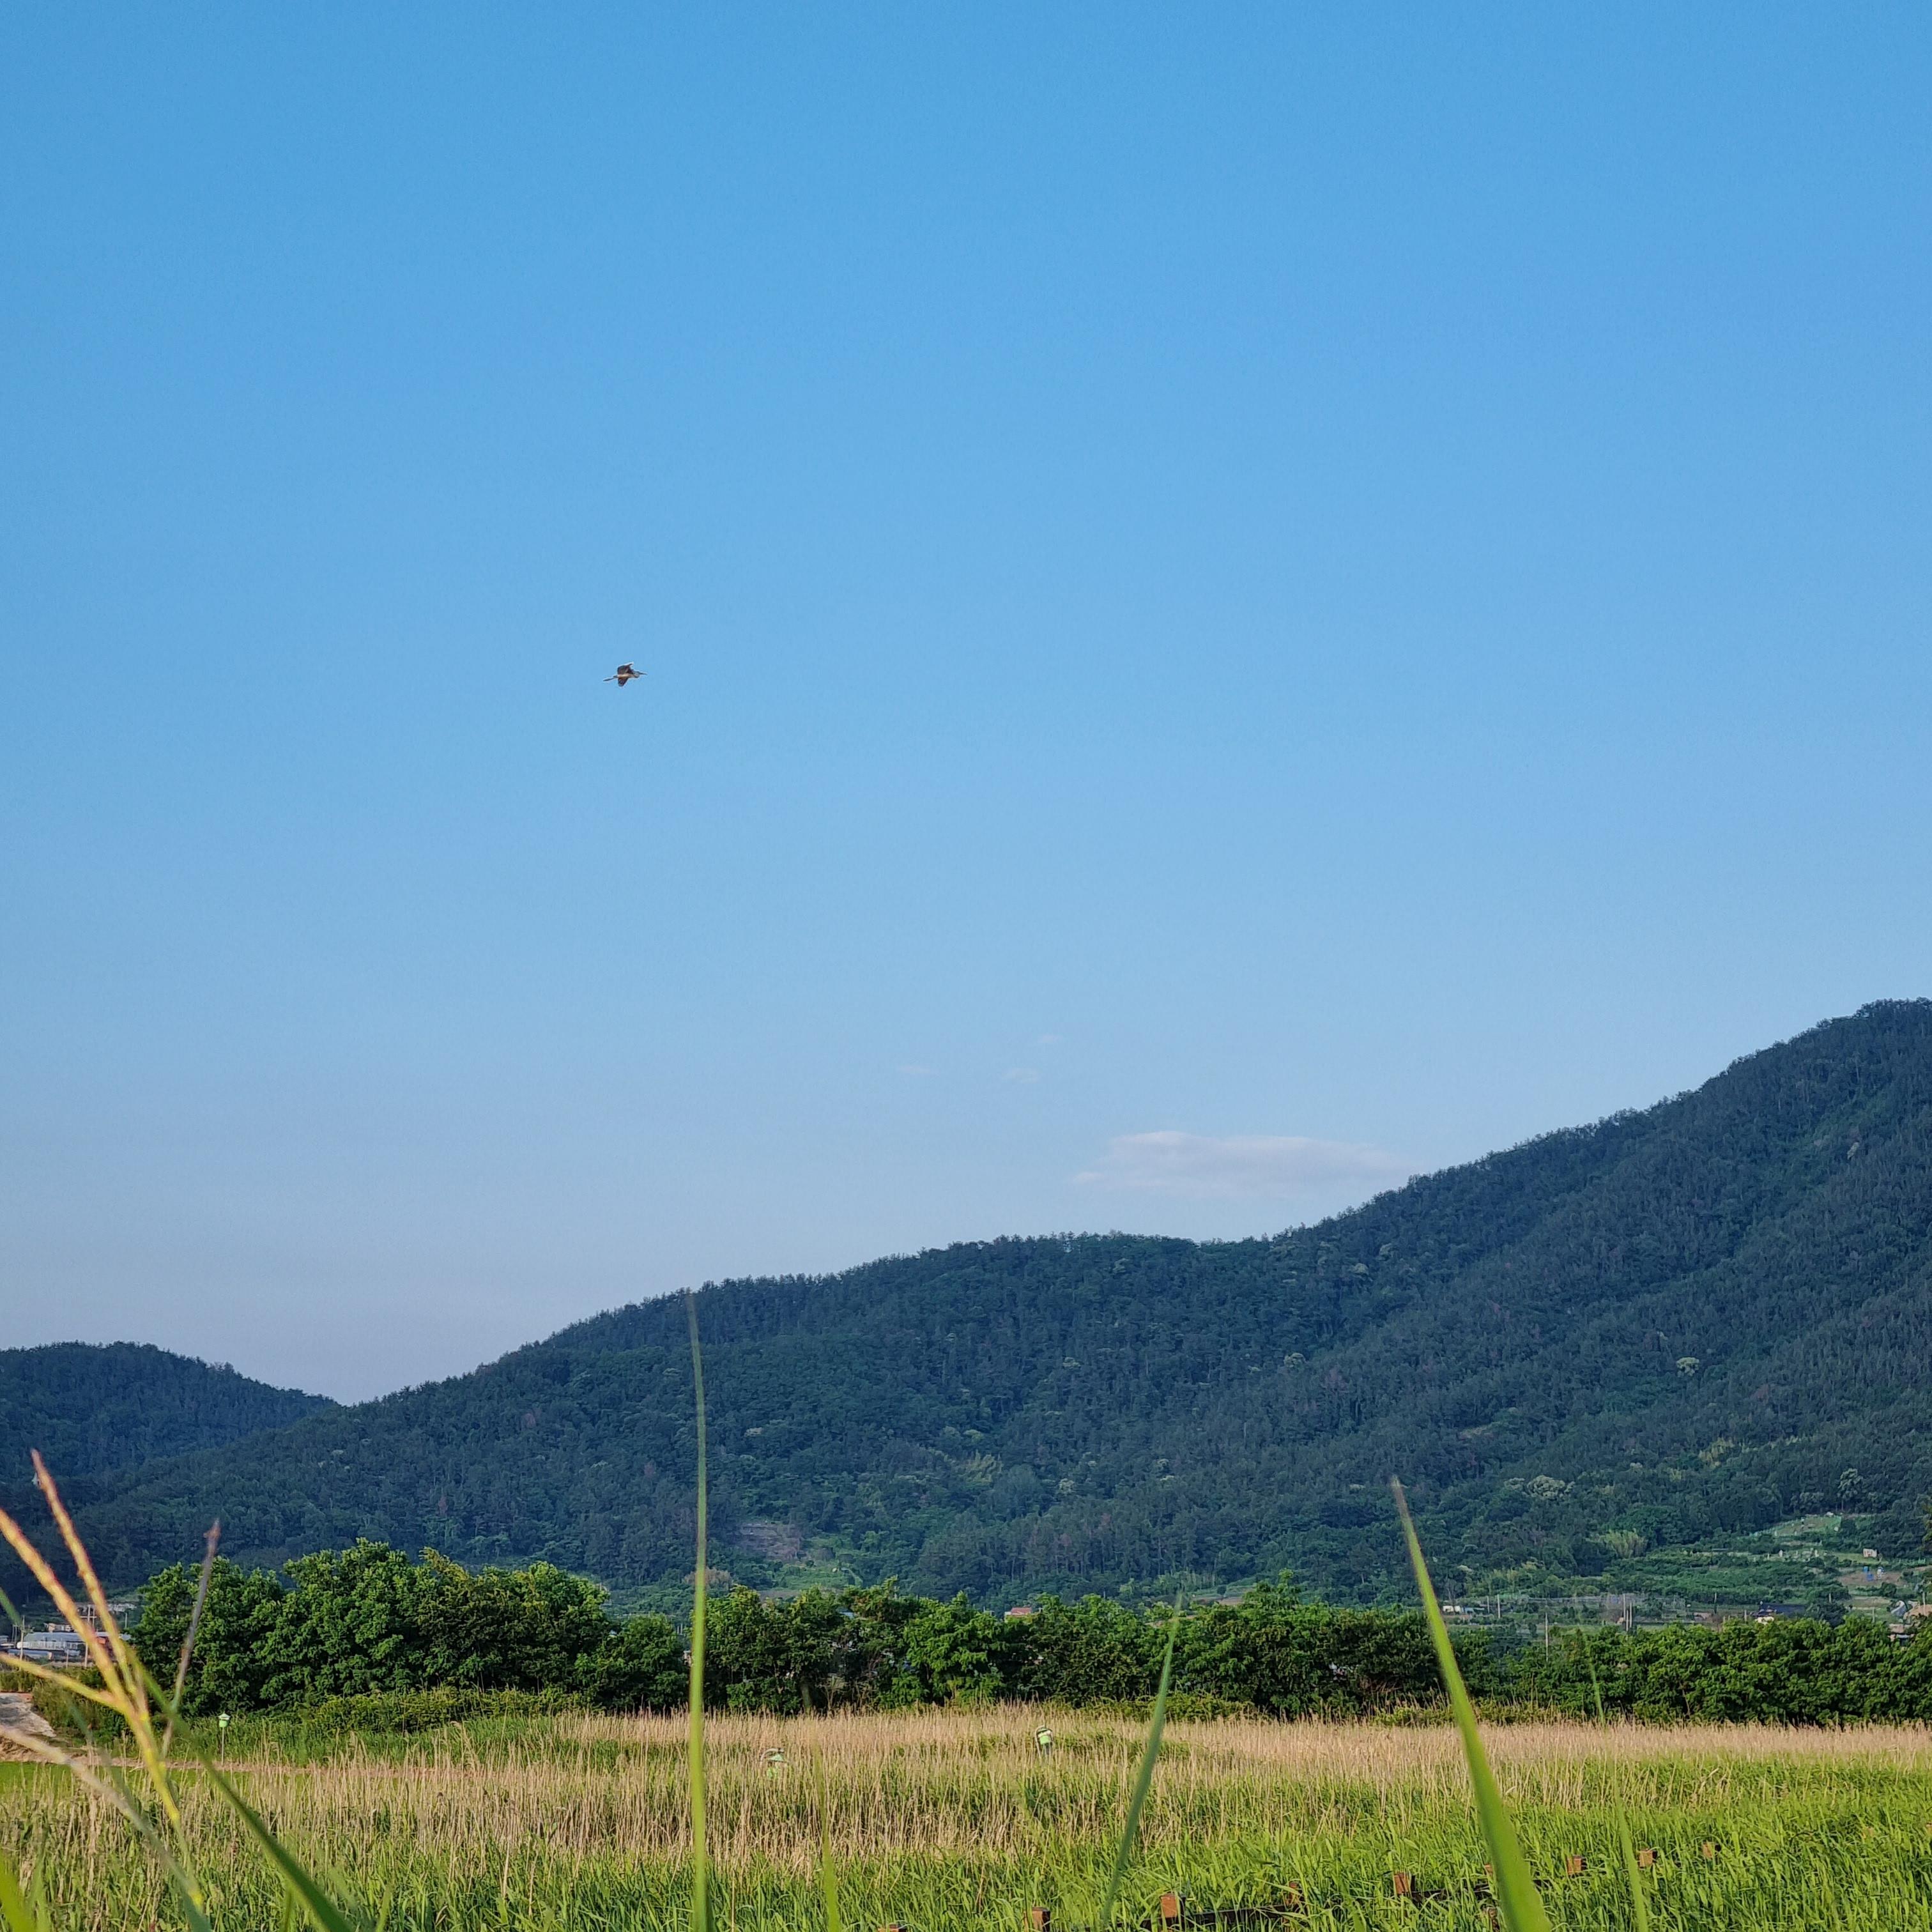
[605, 663, 643, 687]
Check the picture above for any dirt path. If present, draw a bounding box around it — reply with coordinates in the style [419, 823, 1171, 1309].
[0, 1689, 59, 1758]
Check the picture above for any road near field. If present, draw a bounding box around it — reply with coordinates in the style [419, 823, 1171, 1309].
[0, 1689, 57, 1756]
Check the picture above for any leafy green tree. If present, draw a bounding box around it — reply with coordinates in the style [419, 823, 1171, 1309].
[577, 1614, 687, 1711]
[707, 1584, 794, 1710]
[1176, 1577, 1328, 1713]
[132, 1556, 287, 1715]
[261, 1540, 435, 1701]
[418, 1553, 611, 1690]
[896, 1595, 1008, 1705]
[1324, 1606, 1459, 1708]
[134, 1541, 617, 1712]
[838, 1579, 926, 1701]
[707, 1585, 857, 1711]
[1015, 1595, 1158, 1703]
[128, 1538, 1932, 1725]
[777, 1588, 852, 1712]
[1507, 1616, 1932, 1724]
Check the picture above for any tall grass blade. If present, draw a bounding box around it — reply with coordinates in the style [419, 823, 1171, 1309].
[1584, 1647, 1651, 1932]
[0, 1485, 191, 1857]
[0, 1851, 50, 1932]
[1096, 1593, 1183, 1927]
[815, 1701, 846, 1932]
[164, 1519, 221, 1756]
[0, 1464, 366, 1932]
[0, 1480, 124, 1687]
[816, 1836, 845, 1932]
[0, 1680, 214, 1927]
[31, 1452, 149, 1723]
[138, 1625, 360, 1929]
[186, 1751, 365, 1932]
[0, 1644, 128, 1721]
[21, 1454, 185, 1831]
[686, 1289, 711, 1932]
[1391, 1481, 1551, 1932]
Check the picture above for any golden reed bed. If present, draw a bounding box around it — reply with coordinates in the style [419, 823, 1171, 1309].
[26, 1707, 1922, 1875]
[14, 1707, 1932, 1931]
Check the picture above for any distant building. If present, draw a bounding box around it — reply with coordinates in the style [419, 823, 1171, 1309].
[11, 1626, 87, 1665]
[1003, 1605, 1036, 1620]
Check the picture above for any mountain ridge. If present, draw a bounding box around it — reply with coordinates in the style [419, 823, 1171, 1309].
[16, 1000, 1932, 1605]
[0, 1342, 337, 1537]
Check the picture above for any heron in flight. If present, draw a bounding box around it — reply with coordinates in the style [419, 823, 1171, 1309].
[605, 663, 643, 687]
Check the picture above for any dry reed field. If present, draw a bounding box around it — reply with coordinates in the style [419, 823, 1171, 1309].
[8, 1708, 1932, 1929]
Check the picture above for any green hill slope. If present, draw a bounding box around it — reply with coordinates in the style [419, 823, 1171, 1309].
[34, 1000, 1932, 1604]
[0, 1342, 335, 1524]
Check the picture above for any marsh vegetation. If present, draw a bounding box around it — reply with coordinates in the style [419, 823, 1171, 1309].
[8, 1708, 1932, 1928]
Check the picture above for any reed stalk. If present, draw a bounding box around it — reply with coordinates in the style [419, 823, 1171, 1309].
[685, 1290, 711, 1932]
[1096, 1593, 1182, 1926]
[1392, 1478, 1551, 1932]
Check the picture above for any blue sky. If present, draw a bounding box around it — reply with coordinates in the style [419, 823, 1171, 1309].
[4, 7, 1929, 1399]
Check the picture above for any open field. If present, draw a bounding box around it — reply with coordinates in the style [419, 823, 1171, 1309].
[8, 1708, 1932, 1929]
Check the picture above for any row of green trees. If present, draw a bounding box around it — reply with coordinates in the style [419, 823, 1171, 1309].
[1508, 1616, 1932, 1723]
[702, 1574, 1450, 1713]
[132, 1538, 1932, 1722]
[132, 1543, 1451, 1715]
[132, 1542, 682, 1715]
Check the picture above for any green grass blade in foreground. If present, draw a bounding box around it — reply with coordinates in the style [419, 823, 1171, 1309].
[1096, 1594, 1183, 1928]
[1585, 1646, 1652, 1932]
[1391, 1481, 1551, 1932]
[0, 1851, 52, 1932]
[815, 1716, 845, 1932]
[686, 1290, 711, 1932]
[164, 1521, 221, 1758]
[172, 1737, 364, 1932]
[817, 1832, 845, 1932]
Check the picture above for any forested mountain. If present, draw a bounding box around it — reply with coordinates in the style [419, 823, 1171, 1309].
[0, 1342, 334, 1526]
[20, 1002, 1932, 1606]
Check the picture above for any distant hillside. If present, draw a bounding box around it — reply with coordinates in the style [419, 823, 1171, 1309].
[32, 1002, 1932, 1605]
[1, 1342, 335, 1526]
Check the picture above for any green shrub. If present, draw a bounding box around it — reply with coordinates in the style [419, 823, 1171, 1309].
[1087, 1692, 1257, 1721]
[577, 1613, 687, 1712]
[19, 1666, 130, 1744]
[282, 1685, 585, 1736]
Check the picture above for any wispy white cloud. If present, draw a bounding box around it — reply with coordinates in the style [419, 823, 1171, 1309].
[1075, 1131, 1411, 1201]
[1003, 1066, 1041, 1084]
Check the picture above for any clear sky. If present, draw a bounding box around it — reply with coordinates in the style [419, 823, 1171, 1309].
[4, 7, 1929, 1400]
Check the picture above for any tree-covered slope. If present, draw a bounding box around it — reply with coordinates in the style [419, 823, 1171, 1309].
[0, 1342, 334, 1522]
[41, 1001, 1932, 1603]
